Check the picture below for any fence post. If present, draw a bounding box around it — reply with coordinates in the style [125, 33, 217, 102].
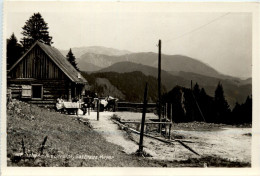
[169, 104, 172, 139]
[97, 99, 100, 121]
[138, 83, 148, 156]
[165, 103, 168, 136]
[166, 103, 168, 118]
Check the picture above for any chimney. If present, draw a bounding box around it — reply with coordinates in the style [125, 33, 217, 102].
[78, 73, 81, 78]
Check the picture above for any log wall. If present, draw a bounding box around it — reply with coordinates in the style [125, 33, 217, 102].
[7, 45, 82, 107]
[8, 79, 70, 107]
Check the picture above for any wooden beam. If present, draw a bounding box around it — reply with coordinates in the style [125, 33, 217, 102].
[111, 119, 200, 156]
[120, 121, 172, 124]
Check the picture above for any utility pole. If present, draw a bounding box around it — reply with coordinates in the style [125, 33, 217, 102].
[158, 39, 162, 133]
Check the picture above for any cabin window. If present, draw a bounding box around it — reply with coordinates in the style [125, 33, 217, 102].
[32, 85, 43, 99]
[21, 85, 32, 98]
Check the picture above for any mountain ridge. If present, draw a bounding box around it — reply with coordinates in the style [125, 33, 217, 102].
[60, 46, 132, 58]
[59, 46, 251, 80]
[78, 52, 226, 79]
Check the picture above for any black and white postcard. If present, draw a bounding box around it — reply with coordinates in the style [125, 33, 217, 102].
[1, 1, 260, 176]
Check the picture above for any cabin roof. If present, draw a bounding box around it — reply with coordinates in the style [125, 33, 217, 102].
[8, 41, 87, 84]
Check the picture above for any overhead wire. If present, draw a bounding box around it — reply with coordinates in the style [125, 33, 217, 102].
[164, 12, 231, 44]
[156, 13, 231, 122]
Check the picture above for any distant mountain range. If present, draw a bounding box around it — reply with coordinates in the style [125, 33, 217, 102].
[79, 52, 224, 78]
[61, 46, 249, 80]
[59, 46, 252, 107]
[60, 46, 131, 59]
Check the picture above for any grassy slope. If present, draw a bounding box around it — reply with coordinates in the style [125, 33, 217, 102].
[7, 100, 162, 167]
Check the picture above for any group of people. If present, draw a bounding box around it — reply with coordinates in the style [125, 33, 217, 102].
[56, 95, 93, 115]
[55, 94, 118, 115]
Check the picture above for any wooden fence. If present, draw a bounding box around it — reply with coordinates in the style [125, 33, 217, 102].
[116, 102, 157, 112]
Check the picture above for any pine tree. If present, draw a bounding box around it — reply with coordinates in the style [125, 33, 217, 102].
[7, 33, 23, 69]
[192, 83, 201, 121]
[243, 96, 252, 123]
[20, 12, 53, 51]
[231, 96, 252, 124]
[199, 88, 214, 122]
[193, 82, 200, 98]
[231, 102, 242, 124]
[66, 49, 79, 71]
[214, 82, 231, 123]
[200, 88, 207, 98]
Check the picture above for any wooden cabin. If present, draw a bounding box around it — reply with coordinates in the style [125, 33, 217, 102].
[7, 41, 88, 107]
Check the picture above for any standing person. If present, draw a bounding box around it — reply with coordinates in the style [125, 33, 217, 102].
[72, 96, 78, 102]
[87, 95, 92, 115]
[56, 96, 64, 113]
[82, 96, 87, 115]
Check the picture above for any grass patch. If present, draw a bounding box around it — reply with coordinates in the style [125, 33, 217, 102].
[177, 156, 251, 167]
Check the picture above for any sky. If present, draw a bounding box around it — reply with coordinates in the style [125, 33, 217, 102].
[5, 2, 254, 78]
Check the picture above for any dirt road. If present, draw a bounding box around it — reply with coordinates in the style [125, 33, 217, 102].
[81, 111, 139, 154]
[82, 111, 251, 163]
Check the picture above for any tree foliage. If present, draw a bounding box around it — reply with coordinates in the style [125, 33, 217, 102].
[7, 33, 23, 69]
[162, 82, 251, 124]
[82, 71, 166, 103]
[231, 96, 252, 124]
[66, 49, 79, 71]
[21, 12, 53, 51]
[214, 82, 231, 123]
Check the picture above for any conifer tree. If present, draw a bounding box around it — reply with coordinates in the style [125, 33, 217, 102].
[7, 33, 23, 69]
[231, 96, 252, 124]
[243, 96, 252, 123]
[231, 102, 242, 124]
[193, 82, 200, 98]
[66, 49, 79, 71]
[20, 12, 53, 51]
[214, 82, 231, 123]
[198, 88, 213, 122]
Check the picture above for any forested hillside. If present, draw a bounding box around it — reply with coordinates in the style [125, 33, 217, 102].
[82, 71, 167, 103]
[95, 62, 251, 107]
